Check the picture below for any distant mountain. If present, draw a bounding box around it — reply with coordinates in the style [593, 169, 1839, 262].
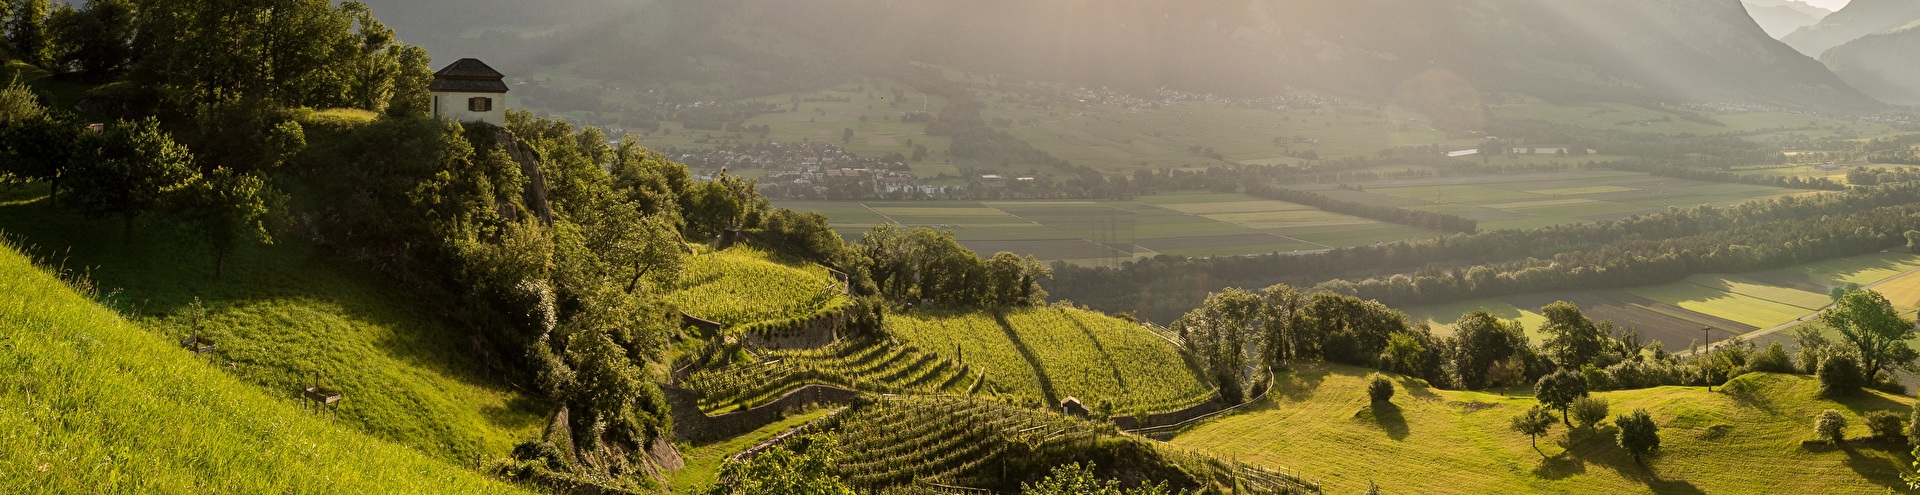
[1822, 26, 1920, 105]
[358, 0, 1881, 114]
[1782, 0, 1920, 57]
[1743, 0, 1831, 39]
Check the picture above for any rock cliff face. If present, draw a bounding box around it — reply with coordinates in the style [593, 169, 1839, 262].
[361, 0, 1880, 111]
[1822, 27, 1920, 106]
[1782, 0, 1920, 57]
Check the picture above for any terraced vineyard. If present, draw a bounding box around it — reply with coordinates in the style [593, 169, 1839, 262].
[888, 306, 1217, 417]
[682, 338, 971, 412]
[669, 247, 849, 327]
[826, 396, 1318, 494]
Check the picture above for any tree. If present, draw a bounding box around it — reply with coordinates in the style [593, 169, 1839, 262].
[595, 212, 680, 294]
[1510, 405, 1555, 451]
[1382, 331, 1427, 375]
[1540, 301, 1604, 369]
[1451, 311, 1532, 390]
[1022, 463, 1171, 495]
[7, 0, 52, 67]
[66, 118, 196, 240]
[1907, 230, 1920, 253]
[0, 82, 81, 206]
[1615, 409, 1660, 464]
[386, 44, 434, 118]
[842, 127, 853, 144]
[1822, 290, 1918, 385]
[45, 0, 136, 78]
[1909, 407, 1920, 447]
[1369, 374, 1395, 403]
[1815, 409, 1848, 444]
[1817, 352, 1865, 396]
[1570, 396, 1609, 429]
[172, 168, 272, 277]
[1535, 369, 1588, 427]
[1174, 288, 1263, 404]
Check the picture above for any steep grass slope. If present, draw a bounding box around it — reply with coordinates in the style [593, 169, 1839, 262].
[1173, 364, 1914, 494]
[0, 243, 526, 493]
[0, 187, 545, 465]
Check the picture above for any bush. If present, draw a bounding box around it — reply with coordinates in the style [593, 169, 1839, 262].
[1570, 396, 1610, 429]
[1866, 411, 1905, 441]
[1615, 409, 1660, 463]
[1908, 409, 1920, 446]
[1368, 374, 1395, 403]
[1815, 409, 1848, 443]
[1747, 342, 1795, 373]
[1817, 354, 1864, 396]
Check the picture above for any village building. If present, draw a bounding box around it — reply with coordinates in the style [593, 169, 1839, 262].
[430, 58, 510, 126]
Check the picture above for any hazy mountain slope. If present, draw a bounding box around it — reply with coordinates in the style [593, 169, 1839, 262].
[1822, 27, 1920, 105]
[358, 0, 1879, 113]
[1782, 0, 1920, 57]
[1743, 0, 1830, 38]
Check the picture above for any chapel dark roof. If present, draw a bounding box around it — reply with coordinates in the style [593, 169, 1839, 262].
[430, 58, 509, 93]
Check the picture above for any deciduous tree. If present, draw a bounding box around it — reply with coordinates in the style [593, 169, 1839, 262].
[1510, 405, 1555, 451]
[1822, 290, 1918, 384]
[1616, 409, 1660, 463]
[67, 118, 195, 240]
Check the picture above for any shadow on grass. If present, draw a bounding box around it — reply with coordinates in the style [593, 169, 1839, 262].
[1355, 402, 1409, 441]
[993, 311, 1058, 405]
[1831, 388, 1911, 418]
[1831, 440, 1913, 489]
[1272, 367, 1325, 402]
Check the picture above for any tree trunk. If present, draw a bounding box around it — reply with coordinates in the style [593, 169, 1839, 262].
[47, 179, 59, 208]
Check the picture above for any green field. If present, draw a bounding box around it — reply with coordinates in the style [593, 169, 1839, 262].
[1405, 252, 1920, 350]
[1295, 170, 1810, 231]
[670, 247, 848, 327]
[887, 306, 1217, 416]
[777, 192, 1442, 263]
[1488, 94, 1909, 140]
[0, 243, 524, 493]
[1173, 364, 1914, 494]
[0, 186, 545, 467]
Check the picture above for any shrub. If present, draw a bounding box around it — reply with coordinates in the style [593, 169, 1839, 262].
[1818, 354, 1864, 396]
[1815, 409, 1849, 443]
[1866, 411, 1905, 441]
[1615, 409, 1660, 463]
[1570, 396, 1610, 429]
[1368, 374, 1394, 403]
[1747, 342, 1795, 373]
[1909, 409, 1920, 447]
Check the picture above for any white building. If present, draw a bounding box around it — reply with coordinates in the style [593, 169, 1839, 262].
[430, 58, 509, 125]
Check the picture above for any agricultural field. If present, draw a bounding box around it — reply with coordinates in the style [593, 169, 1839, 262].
[1293, 170, 1811, 231]
[977, 91, 1458, 173]
[1487, 94, 1909, 139]
[776, 192, 1443, 263]
[1404, 252, 1920, 349]
[1172, 364, 1914, 495]
[0, 244, 525, 493]
[0, 186, 544, 466]
[887, 306, 1217, 417]
[629, 77, 960, 177]
[669, 247, 848, 327]
[682, 337, 971, 413]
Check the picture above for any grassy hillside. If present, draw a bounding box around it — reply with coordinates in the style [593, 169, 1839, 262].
[0, 242, 525, 493]
[1172, 364, 1915, 494]
[670, 247, 848, 327]
[888, 306, 1216, 416]
[0, 186, 544, 466]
